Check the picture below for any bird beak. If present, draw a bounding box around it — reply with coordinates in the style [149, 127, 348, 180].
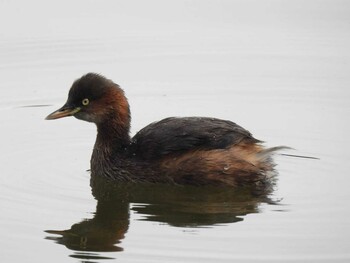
[45, 104, 81, 120]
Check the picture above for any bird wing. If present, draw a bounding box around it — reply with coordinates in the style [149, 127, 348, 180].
[129, 117, 260, 160]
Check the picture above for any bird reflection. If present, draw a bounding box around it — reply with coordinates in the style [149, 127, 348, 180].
[45, 175, 277, 258]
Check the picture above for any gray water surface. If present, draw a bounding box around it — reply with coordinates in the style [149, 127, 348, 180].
[1, 0, 350, 262]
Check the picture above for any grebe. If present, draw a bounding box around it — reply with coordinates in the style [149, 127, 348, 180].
[46, 73, 283, 187]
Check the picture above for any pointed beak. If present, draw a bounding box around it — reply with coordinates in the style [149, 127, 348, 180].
[45, 104, 81, 120]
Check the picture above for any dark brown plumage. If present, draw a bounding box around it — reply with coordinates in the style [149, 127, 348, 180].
[46, 73, 282, 187]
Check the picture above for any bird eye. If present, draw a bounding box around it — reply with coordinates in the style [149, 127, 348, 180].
[82, 98, 89, 106]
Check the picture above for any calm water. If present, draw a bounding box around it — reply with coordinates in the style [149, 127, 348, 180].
[1, 0, 350, 262]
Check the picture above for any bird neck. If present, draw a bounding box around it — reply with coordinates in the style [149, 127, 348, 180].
[91, 116, 131, 178]
[94, 114, 131, 154]
[90, 88, 133, 177]
[94, 87, 132, 153]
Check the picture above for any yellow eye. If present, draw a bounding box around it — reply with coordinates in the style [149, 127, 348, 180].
[82, 98, 89, 106]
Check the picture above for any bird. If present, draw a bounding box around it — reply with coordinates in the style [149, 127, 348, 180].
[46, 73, 285, 187]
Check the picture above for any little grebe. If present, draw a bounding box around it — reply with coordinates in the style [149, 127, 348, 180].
[46, 73, 283, 186]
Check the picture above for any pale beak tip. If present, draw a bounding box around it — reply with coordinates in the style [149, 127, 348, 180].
[45, 106, 80, 120]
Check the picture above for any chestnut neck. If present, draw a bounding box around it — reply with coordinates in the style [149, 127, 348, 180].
[94, 88, 132, 156]
[90, 86, 135, 181]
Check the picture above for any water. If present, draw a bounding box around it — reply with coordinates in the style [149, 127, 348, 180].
[1, 0, 350, 262]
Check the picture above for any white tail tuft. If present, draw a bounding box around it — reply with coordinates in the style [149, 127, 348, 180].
[256, 146, 293, 162]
